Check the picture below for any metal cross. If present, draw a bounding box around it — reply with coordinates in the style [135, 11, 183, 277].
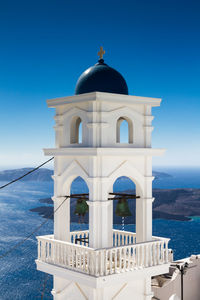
[98, 46, 105, 59]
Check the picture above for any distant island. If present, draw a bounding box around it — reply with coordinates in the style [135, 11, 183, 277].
[0, 168, 53, 182]
[1, 167, 199, 223]
[0, 168, 171, 182]
[30, 189, 200, 223]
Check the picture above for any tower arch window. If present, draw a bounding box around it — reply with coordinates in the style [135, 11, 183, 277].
[116, 117, 133, 144]
[70, 116, 82, 144]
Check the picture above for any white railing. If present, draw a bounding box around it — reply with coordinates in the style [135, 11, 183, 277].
[112, 229, 136, 246]
[70, 230, 89, 246]
[37, 233, 170, 277]
[69, 229, 136, 247]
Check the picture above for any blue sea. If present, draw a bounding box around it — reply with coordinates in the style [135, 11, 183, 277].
[0, 168, 200, 299]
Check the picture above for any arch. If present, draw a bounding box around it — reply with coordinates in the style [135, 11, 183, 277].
[58, 160, 89, 196]
[116, 116, 133, 144]
[70, 116, 82, 144]
[70, 176, 89, 224]
[108, 161, 144, 197]
[113, 176, 136, 228]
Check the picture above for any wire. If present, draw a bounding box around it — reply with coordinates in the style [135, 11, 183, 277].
[0, 157, 54, 190]
[41, 274, 50, 300]
[0, 196, 67, 260]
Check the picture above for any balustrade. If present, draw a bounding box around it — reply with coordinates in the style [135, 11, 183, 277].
[37, 230, 170, 277]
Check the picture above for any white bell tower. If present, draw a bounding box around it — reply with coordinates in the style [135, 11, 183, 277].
[36, 49, 171, 300]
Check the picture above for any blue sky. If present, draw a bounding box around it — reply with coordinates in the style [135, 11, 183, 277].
[0, 0, 199, 169]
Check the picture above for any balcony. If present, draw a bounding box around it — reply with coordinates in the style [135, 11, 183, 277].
[37, 230, 170, 277]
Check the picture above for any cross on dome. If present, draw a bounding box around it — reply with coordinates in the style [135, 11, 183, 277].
[98, 46, 105, 60]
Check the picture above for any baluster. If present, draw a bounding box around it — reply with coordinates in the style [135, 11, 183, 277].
[161, 241, 164, 263]
[109, 250, 112, 274]
[145, 244, 149, 267]
[159, 241, 161, 263]
[155, 242, 158, 266]
[90, 251, 94, 275]
[135, 245, 138, 267]
[67, 245, 70, 267]
[132, 246, 135, 268]
[114, 249, 117, 273]
[48, 242, 50, 262]
[75, 248, 78, 269]
[65, 244, 67, 267]
[152, 243, 156, 266]
[57, 243, 60, 264]
[149, 243, 153, 267]
[96, 251, 99, 276]
[53, 242, 56, 264]
[79, 248, 82, 269]
[165, 241, 169, 263]
[119, 248, 122, 272]
[56, 243, 59, 264]
[76, 247, 79, 269]
[99, 250, 104, 276]
[83, 249, 86, 271]
[105, 250, 108, 275]
[123, 247, 126, 271]
[38, 239, 41, 259]
[72, 246, 75, 268]
[86, 250, 89, 273]
[127, 247, 130, 270]
[141, 245, 144, 267]
[41, 241, 45, 261]
[59, 243, 62, 265]
[131, 246, 135, 269]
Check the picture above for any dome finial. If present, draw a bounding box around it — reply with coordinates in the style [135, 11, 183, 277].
[98, 46, 105, 60]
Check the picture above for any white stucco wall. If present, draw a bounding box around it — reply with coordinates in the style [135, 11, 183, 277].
[152, 255, 200, 300]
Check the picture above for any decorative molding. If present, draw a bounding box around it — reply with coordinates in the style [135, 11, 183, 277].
[87, 122, 109, 128]
[107, 160, 127, 178]
[75, 283, 88, 300]
[112, 283, 127, 299]
[47, 92, 162, 108]
[43, 147, 166, 157]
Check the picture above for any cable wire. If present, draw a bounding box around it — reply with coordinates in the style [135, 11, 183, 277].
[0, 196, 68, 260]
[41, 274, 50, 300]
[0, 157, 54, 190]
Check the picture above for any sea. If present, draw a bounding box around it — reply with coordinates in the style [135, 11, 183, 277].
[0, 167, 200, 299]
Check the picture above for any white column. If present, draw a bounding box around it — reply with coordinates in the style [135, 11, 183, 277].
[88, 201, 113, 248]
[87, 172, 113, 248]
[53, 196, 70, 242]
[136, 197, 153, 243]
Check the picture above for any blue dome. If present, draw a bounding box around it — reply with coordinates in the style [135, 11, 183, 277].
[75, 59, 128, 95]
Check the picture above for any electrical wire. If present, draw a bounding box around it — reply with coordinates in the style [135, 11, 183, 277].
[0, 196, 67, 260]
[0, 157, 54, 190]
[40, 274, 50, 300]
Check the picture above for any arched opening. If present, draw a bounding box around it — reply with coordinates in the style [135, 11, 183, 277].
[112, 176, 136, 232]
[116, 117, 133, 144]
[70, 116, 82, 144]
[70, 176, 89, 232]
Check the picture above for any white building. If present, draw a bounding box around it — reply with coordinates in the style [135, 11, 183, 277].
[152, 255, 200, 300]
[36, 48, 171, 300]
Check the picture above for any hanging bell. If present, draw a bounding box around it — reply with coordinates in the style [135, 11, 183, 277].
[74, 198, 89, 216]
[115, 198, 132, 217]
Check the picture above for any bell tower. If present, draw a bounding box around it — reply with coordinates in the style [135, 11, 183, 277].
[36, 49, 171, 300]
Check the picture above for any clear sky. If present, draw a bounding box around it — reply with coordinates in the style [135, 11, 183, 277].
[0, 0, 199, 169]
